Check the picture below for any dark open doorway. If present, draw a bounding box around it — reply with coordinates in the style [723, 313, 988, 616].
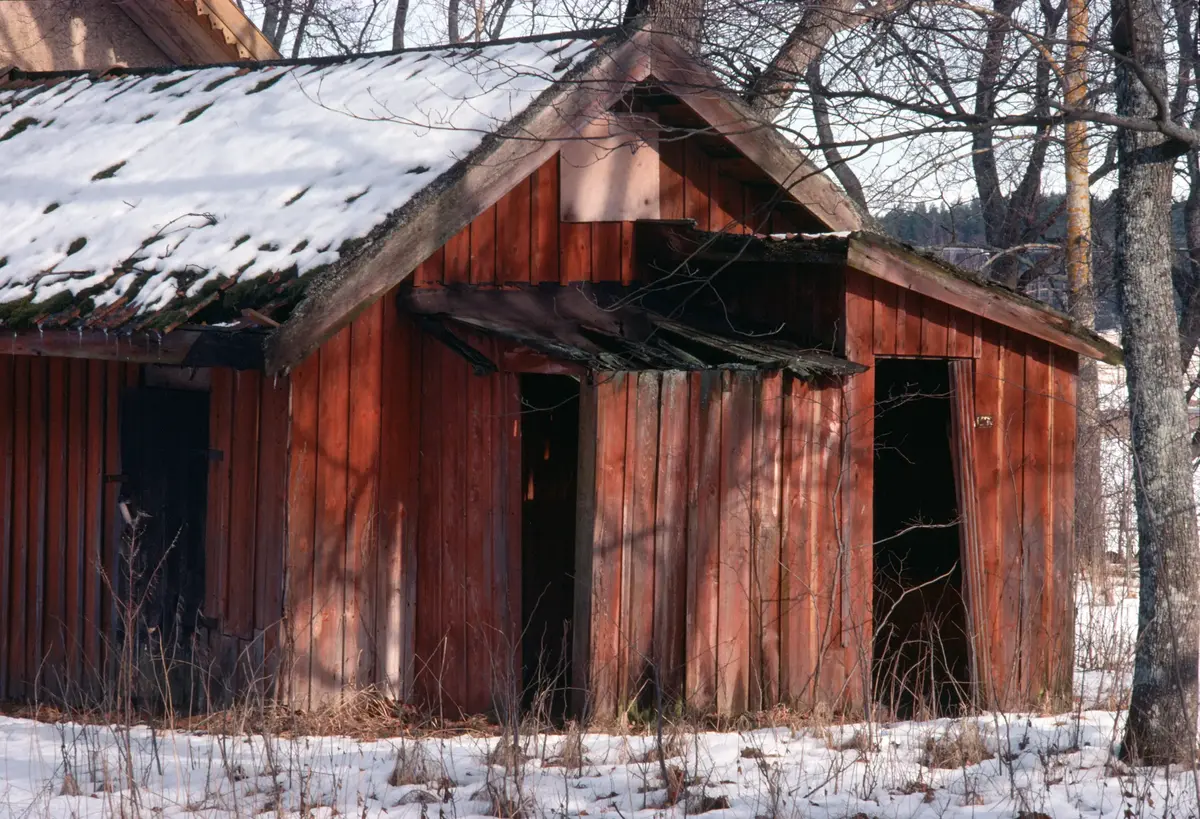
[872, 359, 970, 717]
[119, 387, 210, 706]
[519, 374, 580, 717]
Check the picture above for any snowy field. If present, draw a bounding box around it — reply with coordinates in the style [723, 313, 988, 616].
[0, 579, 1179, 819]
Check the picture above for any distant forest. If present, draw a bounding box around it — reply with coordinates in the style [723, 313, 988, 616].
[872, 194, 1190, 334]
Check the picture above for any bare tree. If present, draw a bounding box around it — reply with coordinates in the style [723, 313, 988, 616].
[1111, 0, 1200, 765]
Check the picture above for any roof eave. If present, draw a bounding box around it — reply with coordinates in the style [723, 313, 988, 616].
[846, 232, 1123, 365]
[262, 28, 654, 376]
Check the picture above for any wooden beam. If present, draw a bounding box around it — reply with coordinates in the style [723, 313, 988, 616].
[635, 219, 846, 268]
[118, 0, 241, 64]
[263, 31, 653, 376]
[846, 235, 1122, 364]
[0, 327, 267, 369]
[196, 0, 281, 60]
[648, 33, 866, 234]
[1, 329, 197, 364]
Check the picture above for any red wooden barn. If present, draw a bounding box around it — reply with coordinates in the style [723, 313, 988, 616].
[0, 27, 1119, 718]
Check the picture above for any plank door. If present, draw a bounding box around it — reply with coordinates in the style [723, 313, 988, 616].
[947, 359, 990, 707]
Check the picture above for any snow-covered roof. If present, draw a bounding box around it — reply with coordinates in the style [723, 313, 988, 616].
[0, 33, 602, 331]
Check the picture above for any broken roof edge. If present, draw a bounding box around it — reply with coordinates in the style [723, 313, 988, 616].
[261, 26, 651, 376]
[847, 232, 1123, 365]
[635, 220, 1122, 365]
[259, 24, 875, 376]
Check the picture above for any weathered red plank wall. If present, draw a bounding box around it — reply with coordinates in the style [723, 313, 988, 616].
[0, 356, 133, 701]
[579, 370, 863, 719]
[849, 270, 1077, 709]
[203, 368, 289, 695]
[283, 301, 521, 714]
[413, 146, 807, 289]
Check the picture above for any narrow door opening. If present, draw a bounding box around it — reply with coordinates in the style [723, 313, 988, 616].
[872, 360, 970, 717]
[119, 387, 210, 709]
[519, 374, 580, 717]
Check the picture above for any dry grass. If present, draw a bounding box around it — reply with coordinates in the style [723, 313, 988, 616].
[920, 721, 993, 769]
[471, 782, 530, 819]
[388, 740, 443, 787]
[831, 728, 878, 755]
[544, 720, 587, 769]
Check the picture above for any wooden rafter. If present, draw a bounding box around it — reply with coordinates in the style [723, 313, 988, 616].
[637, 220, 1122, 364]
[118, 0, 279, 66]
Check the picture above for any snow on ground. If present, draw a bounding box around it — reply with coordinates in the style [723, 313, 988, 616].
[0, 577, 1177, 819]
[0, 708, 1174, 819]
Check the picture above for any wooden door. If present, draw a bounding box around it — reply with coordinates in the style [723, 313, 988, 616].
[947, 359, 990, 707]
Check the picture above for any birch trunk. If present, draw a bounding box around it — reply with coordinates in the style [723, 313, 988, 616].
[1113, 0, 1200, 765]
[1064, 0, 1104, 576]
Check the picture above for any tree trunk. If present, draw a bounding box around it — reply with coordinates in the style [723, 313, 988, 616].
[1064, 0, 1104, 576]
[449, 0, 461, 44]
[262, 0, 294, 49]
[624, 0, 702, 53]
[746, 0, 860, 120]
[805, 59, 867, 211]
[1114, 0, 1200, 766]
[392, 0, 410, 49]
[290, 0, 316, 58]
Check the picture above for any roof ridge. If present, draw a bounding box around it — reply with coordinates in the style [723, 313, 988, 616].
[2, 26, 626, 84]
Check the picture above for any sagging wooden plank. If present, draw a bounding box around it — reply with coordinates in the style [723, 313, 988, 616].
[589, 372, 628, 719]
[1049, 350, 1077, 702]
[226, 370, 261, 640]
[312, 327, 352, 702]
[284, 352, 320, 708]
[44, 358, 67, 688]
[8, 357, 31, 697]
[623, 372, 660, 706]
[653, 372, 689, 700]
[997, 330, 1026, 706]
[440, 343, 468, 711]
[414, 337, 445, 706]
[1022, 340, 1054, 702]
[463, 351, 493, 714]
[972, 323, 1004, 708]
[948, 358, 989, 707]
[255, 373, 289, 688]
[27, 359, 48, 695]
[377, 307, 420, 699]
[83, 360, 105, 690]
[64, 359, 87, 685]
[347, 303, 384, 688]
[751, 372, 783, 708]
[685, 371, 721, 711]
[717, 371, 753, 715]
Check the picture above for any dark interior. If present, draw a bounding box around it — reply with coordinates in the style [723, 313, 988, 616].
[872, 359, 970, 716]
[118, 387, 209, 700]
[519, 374, 580, 716]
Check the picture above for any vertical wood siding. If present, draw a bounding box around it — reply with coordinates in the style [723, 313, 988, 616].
[204, 368, 290, 695]
[284, 308, 520, 713]
[580, 371, 858, 719]
[0, 357, 132, 700]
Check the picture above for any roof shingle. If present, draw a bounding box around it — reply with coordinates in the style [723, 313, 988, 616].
[0, 33, 602, 331]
